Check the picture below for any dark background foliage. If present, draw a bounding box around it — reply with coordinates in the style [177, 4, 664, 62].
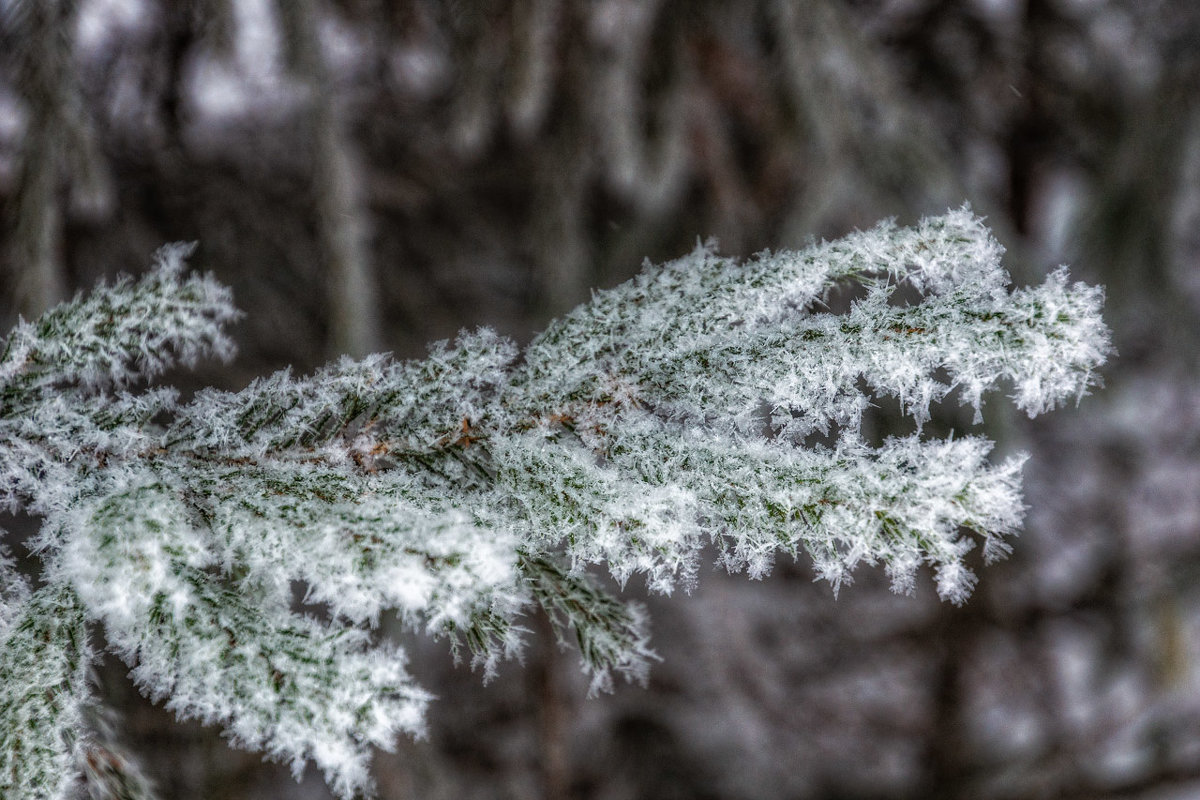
[3, 1, 1200, 798]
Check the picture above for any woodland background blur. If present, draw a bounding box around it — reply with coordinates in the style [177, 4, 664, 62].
[3, 1, 1200, 798]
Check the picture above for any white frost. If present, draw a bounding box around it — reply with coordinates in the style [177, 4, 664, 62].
[0, 208, 1110, 799]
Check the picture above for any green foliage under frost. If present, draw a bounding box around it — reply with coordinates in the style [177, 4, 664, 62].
[0, 209, 1110, 798]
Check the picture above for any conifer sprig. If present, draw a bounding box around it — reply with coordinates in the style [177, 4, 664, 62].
[0, 208, 1110, 798]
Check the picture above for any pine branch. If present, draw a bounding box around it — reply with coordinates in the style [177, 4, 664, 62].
[0, 208, 1111, 798]
[61, 473, 431, 798]
[0, 243, 238, 398]
[521, 555, 657, 695]
[0, 584, 93, 800]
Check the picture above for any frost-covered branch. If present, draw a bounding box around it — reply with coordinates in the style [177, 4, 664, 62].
[0, 208, 1110, 798]
[0, 584, 93, 800]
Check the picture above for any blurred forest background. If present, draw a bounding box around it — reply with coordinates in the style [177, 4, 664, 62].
[3, 0, 1200, 798]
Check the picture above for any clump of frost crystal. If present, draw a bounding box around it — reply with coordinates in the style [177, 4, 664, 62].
[0, 208, 1110, 799]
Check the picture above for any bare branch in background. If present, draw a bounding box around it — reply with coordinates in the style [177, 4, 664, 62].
[4, 0, 109, 318]
[278, 0, 381, 357]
